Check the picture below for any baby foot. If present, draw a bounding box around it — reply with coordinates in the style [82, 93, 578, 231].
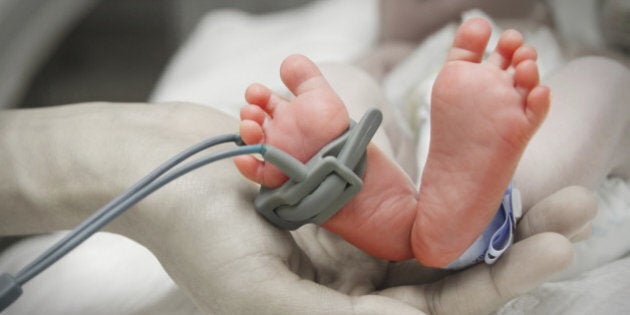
[412, 18, 551, 267]
[235, 54, 350, 188]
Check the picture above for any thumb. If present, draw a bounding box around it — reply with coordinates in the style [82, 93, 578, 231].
[379, 232, 573, 315]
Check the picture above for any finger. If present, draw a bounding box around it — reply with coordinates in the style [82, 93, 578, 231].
[442, 233, 573, 315]
[379, 232, 573, 315]
[516, 186, 597, 241]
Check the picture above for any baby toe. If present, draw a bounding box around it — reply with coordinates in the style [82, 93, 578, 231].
[514, 60, 540, 95]
[240, 104, 267, 126]
[233, 155, 265, 184]
[447, 18, 492, 63]
[239, 119, 264, 145]
[245, 83, 272, 107]
[525, 85, 551, 127]
[487, 29, 524, 69]
[512, 45, 538, 68]
[280, 54, 332, 97]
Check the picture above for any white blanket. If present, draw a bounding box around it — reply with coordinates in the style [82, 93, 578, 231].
[151, 0, 379, 119]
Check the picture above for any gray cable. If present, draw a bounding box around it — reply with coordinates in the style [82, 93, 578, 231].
[12, 135, 254, 286]
[14, 144, 263, 285]
[14, 134, 241, 286]
[1, 108, 383, 312]
[1, 135, 264, 311]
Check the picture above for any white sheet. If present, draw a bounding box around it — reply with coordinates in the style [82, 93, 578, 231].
[501, 256, 630, 314]
[151, 0, 379, 119]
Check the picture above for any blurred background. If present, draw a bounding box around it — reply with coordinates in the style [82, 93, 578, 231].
[0, 0, 313, 108]
[0, 0, 627, 109]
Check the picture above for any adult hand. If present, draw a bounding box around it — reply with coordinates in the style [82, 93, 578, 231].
[120, 103, 596, 314]
[151, 169, 594, 314]
[380, 186, 596, 314]
[0, 102, 596, 314]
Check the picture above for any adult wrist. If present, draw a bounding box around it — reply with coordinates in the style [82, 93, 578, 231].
[0, 102, 228, 237]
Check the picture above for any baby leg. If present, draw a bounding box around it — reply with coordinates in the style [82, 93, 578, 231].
[411, 18, 550, 267]
[514, 56, 630, 210]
